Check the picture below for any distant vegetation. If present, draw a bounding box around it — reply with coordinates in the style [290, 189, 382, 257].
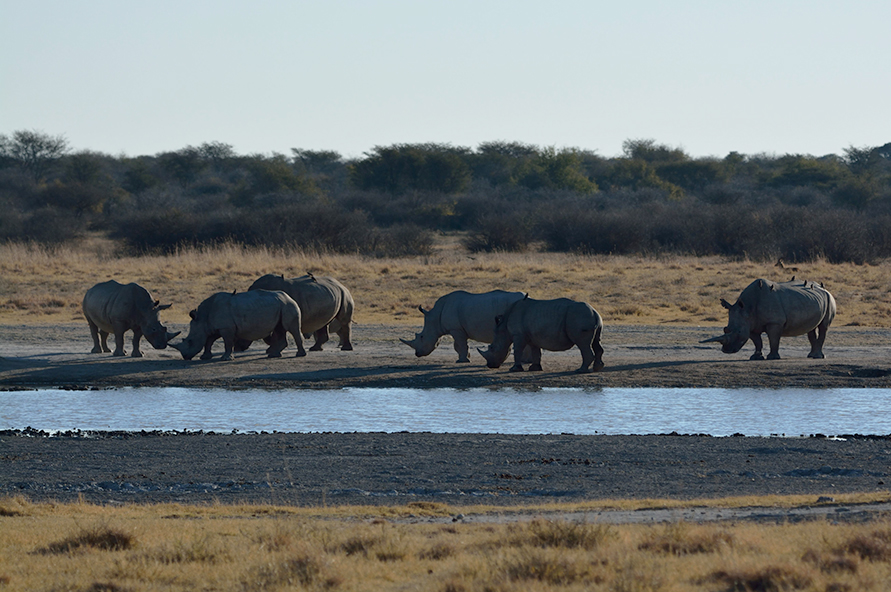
[2, 130, 890, 262]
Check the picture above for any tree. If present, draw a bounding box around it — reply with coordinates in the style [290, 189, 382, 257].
[7, 129, 69, 183]
[767, 155, 848, 190]
[515, 147, 598, 193]
[291, 149, 342, 174]
[470, 141, 539, 186]
[121, 159, 160, 195]
[157, 146, 206, 187]
[350, 144, 471, 194]
[197, 141, 236, 163]
[622, 138, 688, 164]
[242, 153, 316, 197]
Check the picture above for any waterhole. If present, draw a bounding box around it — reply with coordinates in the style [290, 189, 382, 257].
[3, 387, 890, 436]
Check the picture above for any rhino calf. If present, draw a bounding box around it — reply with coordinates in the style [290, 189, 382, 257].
[246, 273, 354, 351]
[171, 290, 306, 361]
[400, 290, 528, 363]
[702, 278, 836, 360]
[82, 280, 180, 357]
[478, 296, 605, 373]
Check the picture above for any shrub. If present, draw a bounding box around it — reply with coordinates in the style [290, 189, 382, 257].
[39, 526, 134, 554]
[464, 213, 532, 253]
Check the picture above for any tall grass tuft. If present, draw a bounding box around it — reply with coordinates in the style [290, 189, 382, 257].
[38, 525, 135, 555]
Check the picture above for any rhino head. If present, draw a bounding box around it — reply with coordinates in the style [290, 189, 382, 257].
[141, 302, 181, 350]
[169, 309, 206, 360]
[477, 315, 511, 368]
[399, 305, 441, 357]
[700, 298, 751, 354]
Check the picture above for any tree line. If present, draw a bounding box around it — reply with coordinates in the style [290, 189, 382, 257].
[1, 130, 890, 262]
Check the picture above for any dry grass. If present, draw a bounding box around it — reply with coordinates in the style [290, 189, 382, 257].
[4, 495, 891, 591]
[2, 238, 891, 328]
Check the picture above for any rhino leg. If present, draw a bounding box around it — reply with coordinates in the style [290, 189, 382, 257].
[112, 327, 128, 357]
[452, 331, 470, 363]
[88, 320, 109, 354]
[98, 330, 111, 353]
[336, 322, 353, 351]
[807, 326, 828, 359]
[592, 330, 605, 372]
[310, 326, 329, 351]
[575, 327, 606, 373]
[265, 325, 288, 358]
[200, 335, 217, 360]
[287, 328, 307, 358]
[130, 328, 145, 358]
[575, 330, 597, 373]
[749, 333, 765, 361]
[220, 332, 236, 361]
[765, 326, 782, 360]
[509, 337, 530, 372]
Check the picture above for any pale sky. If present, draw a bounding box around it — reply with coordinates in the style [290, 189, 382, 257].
[2, 1, 889, 159]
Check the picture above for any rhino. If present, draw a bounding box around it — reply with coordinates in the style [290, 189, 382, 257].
[82, 280, 180, 357]
[478, 296, 605, 373]
[701, 278, 836, 360]
[400, 290, 528, 363]
[170, 290, 306, 361]
[243, 273, 354, 351]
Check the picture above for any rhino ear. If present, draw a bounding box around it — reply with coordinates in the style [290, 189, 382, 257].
[189, 309, 197, 320]
[418, 305, 430, 315]
[153, 299, 160, 307]
[720, 298, 732, 309]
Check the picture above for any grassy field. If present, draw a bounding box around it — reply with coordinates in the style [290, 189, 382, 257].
[2, 238, 891, 329]
[3, 495, 891, 591]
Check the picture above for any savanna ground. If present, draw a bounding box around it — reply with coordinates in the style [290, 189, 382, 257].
[3, 238, 891, 590]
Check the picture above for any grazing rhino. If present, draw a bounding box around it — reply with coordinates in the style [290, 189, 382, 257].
[82, 280, 180, 357]
[170, 290, 306, 361]
[701, 278, 836, 360]
[400, 290, 528, 363]
[243, 273, 354, 351]
[478, 296, 605, 373]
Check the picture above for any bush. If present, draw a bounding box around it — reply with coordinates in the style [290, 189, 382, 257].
[464, 213, 533, 252]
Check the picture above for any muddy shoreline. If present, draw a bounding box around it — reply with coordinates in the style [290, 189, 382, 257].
[2, 324, 891, 511]
[2, 431, 890, 509]
[2, 324, 891, 390]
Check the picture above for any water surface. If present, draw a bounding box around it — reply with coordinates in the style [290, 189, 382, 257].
[3, 387, 890, 436]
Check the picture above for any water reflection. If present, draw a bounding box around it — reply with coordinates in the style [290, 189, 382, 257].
[2, 387, 890, 436]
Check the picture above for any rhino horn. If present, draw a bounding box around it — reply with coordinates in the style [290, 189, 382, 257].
[700, 334, 729, 344]
[166, 330, 181, 342]
[399, 337, 417, 349]
[168, 340, 184, 352]
[156, 303, 172, 311]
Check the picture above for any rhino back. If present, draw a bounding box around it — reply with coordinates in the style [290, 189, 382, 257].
[438, 290, 525, 342]
[250, 275, 348, 333]
[198, 291, 282, 340]
[740, 279, 834, 335]
[507, 298, 598, 349]
[773, 281, 835, 335]
[83, 281, 154, 330]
